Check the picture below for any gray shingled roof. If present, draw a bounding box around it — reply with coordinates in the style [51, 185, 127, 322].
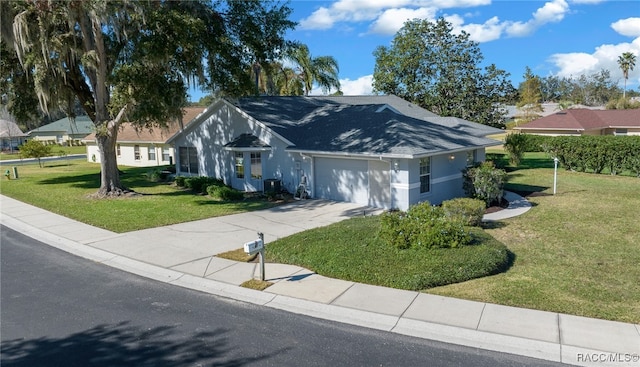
[29, 115, 94, 135]
[224, 133, 270, 148]
[232, 96, 501, 157]
[0, 119, 27, 138]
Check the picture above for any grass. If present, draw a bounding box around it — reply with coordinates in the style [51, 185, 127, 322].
[0, 145, 86, 160]
[240, 279, 273, 291]
[265, 152, 640, 323]
[0, 161, 283, 233]
[428, 153, 640, 324]
[266, 217, 511, 291]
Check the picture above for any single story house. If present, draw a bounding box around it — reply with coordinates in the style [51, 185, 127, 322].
[28, 115, 95, 145]
[0, 119, 27, 151]
[514, 108, 640, 136]
[503, 103, 605, 126]
[168, 95, 502, 210]
[84, 107, 205, 167]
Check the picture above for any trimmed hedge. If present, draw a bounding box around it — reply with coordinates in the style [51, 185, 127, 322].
[442, 197, 486, 226]
[543, 135, 640, 176]
[379, 202, 472, 250]
[207, 185, 244, 201]
[185, 176, 224, 193]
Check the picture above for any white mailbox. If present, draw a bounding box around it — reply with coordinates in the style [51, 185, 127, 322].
[244, 239, 264, 255]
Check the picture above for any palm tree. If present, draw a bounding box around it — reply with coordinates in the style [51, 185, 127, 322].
[250, 61, 303, 96]
[286, 44, 341, 95]
[618, 52, 636, 99]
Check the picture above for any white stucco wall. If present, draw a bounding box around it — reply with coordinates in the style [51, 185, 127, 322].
[85, 143, 174, 167]
[172, 99, 305, 194]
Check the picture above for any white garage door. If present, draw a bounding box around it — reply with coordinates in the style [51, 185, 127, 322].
[314, 157, 369, 205]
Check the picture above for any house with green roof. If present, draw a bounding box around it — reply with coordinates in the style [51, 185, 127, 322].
[28, 115, 94, 145]
[168, 95, 502, 210]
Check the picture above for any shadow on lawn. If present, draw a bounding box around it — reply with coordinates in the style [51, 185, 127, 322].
[0, 321, 283, 367]
[505, 182, 549, 200]
[38, 172, 100, 189]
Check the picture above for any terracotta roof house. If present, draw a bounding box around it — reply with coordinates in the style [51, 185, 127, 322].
[514, 108, 640, 136]
[0, 119, 27, 151]
[167, 95, 503, 210]
[28, 115, 95, 144]
[83, 107, 206, 167]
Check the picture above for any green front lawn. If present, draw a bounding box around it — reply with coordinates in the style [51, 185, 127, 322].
[267, 156, 639, 323]
[1, 154, 638, 323]
[0, 145, 86, 160]
[266, 217, 511, 290]
[428, 156, 640, 324]
[0, 161, 282, 232]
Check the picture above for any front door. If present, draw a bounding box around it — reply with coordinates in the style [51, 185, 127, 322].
[232, 152, 263, 192]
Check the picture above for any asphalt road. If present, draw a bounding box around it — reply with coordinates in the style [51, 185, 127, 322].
[0, 225, 566, 367]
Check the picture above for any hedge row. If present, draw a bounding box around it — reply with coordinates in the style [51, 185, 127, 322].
[175, 175, 245, 200]
[542, 136, 640, 176]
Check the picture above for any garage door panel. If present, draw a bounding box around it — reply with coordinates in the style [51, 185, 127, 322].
[315, 158, 368, 205]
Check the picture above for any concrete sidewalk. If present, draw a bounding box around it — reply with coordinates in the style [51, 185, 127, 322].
[1, 194, 638, 366]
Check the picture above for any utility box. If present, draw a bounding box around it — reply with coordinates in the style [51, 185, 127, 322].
[12, 166, 18, 179]
[264, 179, 281, 193]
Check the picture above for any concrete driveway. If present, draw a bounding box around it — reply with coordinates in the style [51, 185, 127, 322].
[87, 199, 381, 276]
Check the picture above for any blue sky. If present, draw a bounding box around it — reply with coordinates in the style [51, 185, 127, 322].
[191, 0, 640, 100]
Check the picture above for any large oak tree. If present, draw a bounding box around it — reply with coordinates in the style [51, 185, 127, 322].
[373, 18, 515, 128]
[1, 0, 294, 197]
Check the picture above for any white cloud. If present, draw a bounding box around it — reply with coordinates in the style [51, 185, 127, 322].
[457, 15, 504, 42]
[549, 37, 640, 87]
[340, 75, 375, 95]
[368, 7, 436, 35]
[506, 0, 569, 37]
[611, 17, 640, 38]
[309, 75, 374, 96]
[299, 7, 338, 30]
[299, 0, 490, 33]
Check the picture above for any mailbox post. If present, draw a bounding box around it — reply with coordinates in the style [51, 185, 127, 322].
[244, 232, 265, 281]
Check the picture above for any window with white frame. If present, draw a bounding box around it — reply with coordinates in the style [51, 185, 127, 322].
[235, 152, 244, 178]
[250, 153, 262, 179]
[419, 158, 431, 193]
[162, 147, 170, 162]
[116, 144, 121, 157]
[178, 146, 199, 174]
[148, 145, 156, 161]
[134, 145, 141, 160]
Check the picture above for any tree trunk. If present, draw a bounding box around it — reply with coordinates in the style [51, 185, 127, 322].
[94, 120, 127, 197]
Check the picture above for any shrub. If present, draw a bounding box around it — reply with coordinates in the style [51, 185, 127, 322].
[463, 161, 507, 207]
[185, 176, 224, 193]
[145, 169, 162, 182]
[503, 132, 527, 166]
[379, 202, 472, 250]
[207, 185, 244, 201]
[543, 136, 640, 176]
[442, 197, 486, 226]
[19, 139, 52, 168]
[175, 176, 186, 187]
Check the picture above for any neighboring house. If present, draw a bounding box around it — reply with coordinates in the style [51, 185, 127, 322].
[514, 108, 640, 136]
[84, 107, 205, 167]
[0, 119, 27, 151]
[28, 115, 95, 144]
[503, 103, 604, 126]
[168, 95, 502, 210]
